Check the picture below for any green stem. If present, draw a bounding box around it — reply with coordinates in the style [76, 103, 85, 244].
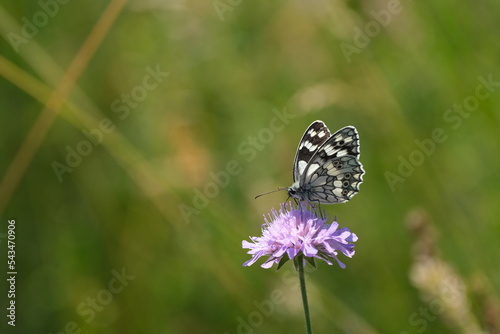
[297, 257, 313, 334]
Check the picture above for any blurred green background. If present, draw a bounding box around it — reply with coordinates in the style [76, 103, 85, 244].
[1, 0, 499, 333]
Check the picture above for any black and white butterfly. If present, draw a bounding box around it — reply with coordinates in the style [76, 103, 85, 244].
[257, 120, 364, 205]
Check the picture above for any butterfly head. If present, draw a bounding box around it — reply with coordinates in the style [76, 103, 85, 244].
[286, 181, 304, 202]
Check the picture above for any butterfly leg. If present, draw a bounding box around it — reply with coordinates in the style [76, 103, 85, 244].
[301, 199, 324, 218]
[313, 201, 326, 219]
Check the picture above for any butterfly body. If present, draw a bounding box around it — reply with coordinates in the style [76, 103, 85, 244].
[287, 121, 364, 205]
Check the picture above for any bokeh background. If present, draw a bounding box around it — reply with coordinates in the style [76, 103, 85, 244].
[1, 0, 499, 333]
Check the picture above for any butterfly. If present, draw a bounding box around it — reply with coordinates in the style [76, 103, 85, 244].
[257, 120, 364, 205]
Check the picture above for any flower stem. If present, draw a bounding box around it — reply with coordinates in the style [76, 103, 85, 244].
[297, 257, 313, 334]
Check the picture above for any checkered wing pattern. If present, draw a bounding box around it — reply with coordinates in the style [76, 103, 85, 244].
[292, 121, 331, 183]
[288, 121, 364, 204]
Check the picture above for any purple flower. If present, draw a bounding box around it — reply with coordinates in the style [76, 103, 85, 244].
[242, 202, 358, 269]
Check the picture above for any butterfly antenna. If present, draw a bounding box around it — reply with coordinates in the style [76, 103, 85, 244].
[255, 187, 287, 199]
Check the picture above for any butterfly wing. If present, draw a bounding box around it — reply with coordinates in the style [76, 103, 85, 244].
[292, 120, 331, 183]
[300, 126, 364, 204]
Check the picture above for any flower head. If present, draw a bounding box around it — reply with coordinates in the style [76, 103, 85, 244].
[242, 202, 358, 269]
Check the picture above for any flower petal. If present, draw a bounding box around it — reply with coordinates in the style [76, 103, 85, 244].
[287, 247, 298, 260]
[243, 252, 263, 267]
[303, 242, 318, 257]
